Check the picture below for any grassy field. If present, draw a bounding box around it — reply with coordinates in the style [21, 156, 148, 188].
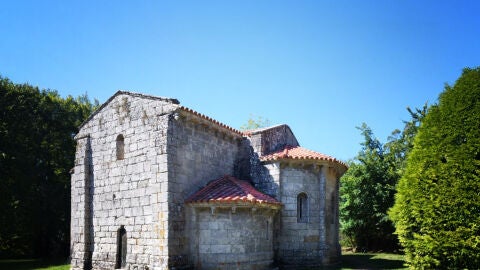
[0, 253, 406, 270]
[0, 259, 69, 270]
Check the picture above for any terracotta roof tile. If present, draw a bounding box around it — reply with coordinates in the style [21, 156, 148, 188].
[260, 145, 348, 168]
[185, 175, 280, 206]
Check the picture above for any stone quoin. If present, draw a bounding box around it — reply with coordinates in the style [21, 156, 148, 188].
[70, 91, 348, 270]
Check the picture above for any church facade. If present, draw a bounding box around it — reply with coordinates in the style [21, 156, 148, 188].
[70, 91, 347, 270]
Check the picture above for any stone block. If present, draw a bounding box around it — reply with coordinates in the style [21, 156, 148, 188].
[210, 244, 231, 254]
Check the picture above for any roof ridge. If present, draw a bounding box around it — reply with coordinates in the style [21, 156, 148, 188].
[242, 124, 291, 136]
[178, 106, 243, 136]
[116, 90, 180, 104]
[185, 177, 217, 203]
[77, 91, 243, 137]
[260, 145, 348, 169]
[186, 175, 281, 205]
[77, 90, 180, 131]
[228, 176, 253, 196]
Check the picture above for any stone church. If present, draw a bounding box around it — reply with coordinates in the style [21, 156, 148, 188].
[70, 91, 347, 270]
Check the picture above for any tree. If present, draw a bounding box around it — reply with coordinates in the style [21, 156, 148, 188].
[340, 106, 426, 252]
[239, 114, 271, 131]
[340, 124, 398, 251]
[0, 76, 97, 258]
[389, 67, 480, 268]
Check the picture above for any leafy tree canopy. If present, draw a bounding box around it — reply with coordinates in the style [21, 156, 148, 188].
[340, 105, 426, 252]
[389, 67, 480, 268]
[0, 76, 98, 258]
[239, 114, 271, 131]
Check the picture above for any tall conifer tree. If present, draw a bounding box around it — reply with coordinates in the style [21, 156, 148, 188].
[389, 67, 480, 268]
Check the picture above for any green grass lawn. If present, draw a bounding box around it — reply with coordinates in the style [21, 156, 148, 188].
[0, 259, 69, 270]
[0, 253, 406, 270]
[335, 252, 407, 269]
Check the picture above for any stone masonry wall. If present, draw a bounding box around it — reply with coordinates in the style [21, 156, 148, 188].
[323, 166, 341, 264]
[277, 165, 326, 266]
[71, 93, 177, 270]
[187, 207, 277, 270]
[166, 114, 242, 268]
[248, 125, 298, 199]
[71, 136, 93, 270]
[274, 164, 341, 266]
[255, 162, 281, 199]
[248, 125, 299, 157]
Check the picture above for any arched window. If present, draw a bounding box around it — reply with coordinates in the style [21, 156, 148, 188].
[116, 135, 124, 160]
[115, 225, 127, 269]
[297, 193, 309, 223]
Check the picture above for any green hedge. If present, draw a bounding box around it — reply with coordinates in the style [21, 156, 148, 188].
[389, 67, 480, 268]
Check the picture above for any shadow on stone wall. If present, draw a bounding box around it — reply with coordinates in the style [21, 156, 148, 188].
[85, 137, 95, 270]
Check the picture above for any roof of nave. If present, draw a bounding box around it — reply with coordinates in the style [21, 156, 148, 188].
[76, 91, 346, 172]
[178, 106, 242, 135]
[185, 175, 281, 207]
[77, 90, 242, 135]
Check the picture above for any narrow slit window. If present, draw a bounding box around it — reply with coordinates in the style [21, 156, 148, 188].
[266, 220, 269, 240]
[115, 225, 127, 269]
[331, 193, 336, 225]
[116, 135, 124, 160]
[297, 193, 308, 223]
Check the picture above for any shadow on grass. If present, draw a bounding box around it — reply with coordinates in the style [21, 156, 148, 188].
[337, 253, 406, 269]
[291, 253, 406, 270]
[0, 259, 69, 270]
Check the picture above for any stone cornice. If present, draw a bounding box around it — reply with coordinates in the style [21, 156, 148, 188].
[176, 107, 243, 139]
[186, 201, 282, 211]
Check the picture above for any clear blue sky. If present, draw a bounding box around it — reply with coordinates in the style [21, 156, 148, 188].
[1, 1, 479, 161]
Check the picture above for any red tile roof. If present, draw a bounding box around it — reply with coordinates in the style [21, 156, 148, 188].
[260, 145, 348, 168]
[185, 175, 281, 206]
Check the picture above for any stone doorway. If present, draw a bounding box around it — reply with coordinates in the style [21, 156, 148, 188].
[115, 225, 127, 269]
